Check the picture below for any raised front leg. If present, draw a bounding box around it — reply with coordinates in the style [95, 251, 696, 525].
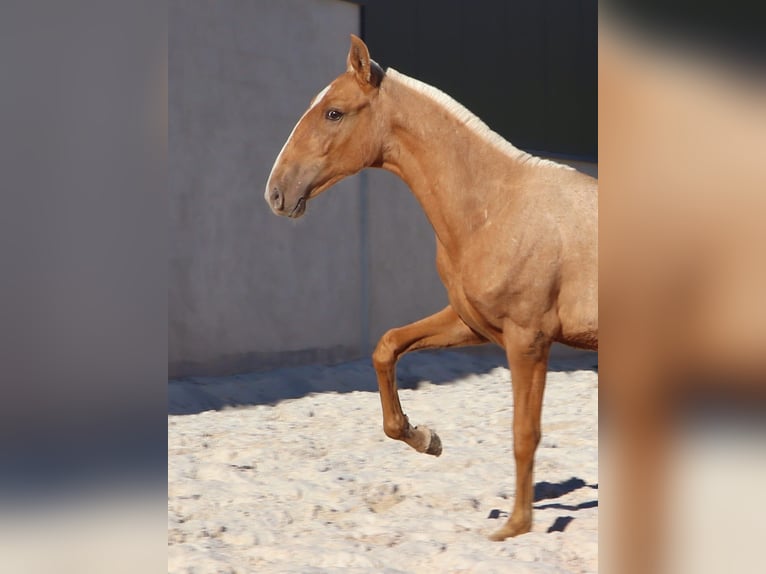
[490, 326, 551, 541]
[372, 305, 487, 456]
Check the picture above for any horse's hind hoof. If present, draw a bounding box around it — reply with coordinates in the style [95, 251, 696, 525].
[425, 429, 442, 456]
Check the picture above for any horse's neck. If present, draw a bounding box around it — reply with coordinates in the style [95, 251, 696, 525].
[378, 74, 523, 253]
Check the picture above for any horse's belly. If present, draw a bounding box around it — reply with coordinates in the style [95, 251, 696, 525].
[558, 304, 598, 350]
[557, 269, 598, 350]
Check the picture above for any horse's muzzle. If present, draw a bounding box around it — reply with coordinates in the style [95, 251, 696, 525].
[266, 184, 308, 219]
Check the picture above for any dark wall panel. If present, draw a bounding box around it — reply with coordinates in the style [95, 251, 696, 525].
[362, 0, 597, 159]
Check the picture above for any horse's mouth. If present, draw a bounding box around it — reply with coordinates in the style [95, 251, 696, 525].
[288, 196, 307, 218]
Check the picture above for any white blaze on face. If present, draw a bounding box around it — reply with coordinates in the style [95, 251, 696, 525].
[265, 83, 332, 200]
[310, 84, 331, 109]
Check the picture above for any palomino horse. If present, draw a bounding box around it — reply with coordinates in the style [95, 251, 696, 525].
[266, 35, 597, 541]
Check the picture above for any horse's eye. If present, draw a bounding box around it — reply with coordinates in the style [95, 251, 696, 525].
[325, 109, 344, 122]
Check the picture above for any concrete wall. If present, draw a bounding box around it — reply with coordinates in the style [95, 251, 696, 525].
[169, 0, 596, 379]
[170, 0, 365, 377]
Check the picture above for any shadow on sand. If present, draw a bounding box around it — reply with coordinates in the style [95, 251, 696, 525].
[169, 346, 597, 416]
[487, 476, 598, 533]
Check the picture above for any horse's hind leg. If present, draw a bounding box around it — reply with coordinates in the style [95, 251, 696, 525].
[489, 326, 551, 541]
[372, 305, 486, 456]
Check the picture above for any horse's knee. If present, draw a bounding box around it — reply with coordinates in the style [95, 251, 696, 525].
[372, 330, 398, 371]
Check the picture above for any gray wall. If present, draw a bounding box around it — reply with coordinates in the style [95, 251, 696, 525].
[169, 0, 444, 378]
[170, 0, 361, 377]
[169, 0, 595, 379]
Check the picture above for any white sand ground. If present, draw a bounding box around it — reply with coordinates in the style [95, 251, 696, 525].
[168, 349, 598, 573]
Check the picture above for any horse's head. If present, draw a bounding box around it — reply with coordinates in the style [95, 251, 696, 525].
[265, 35, 385, 218]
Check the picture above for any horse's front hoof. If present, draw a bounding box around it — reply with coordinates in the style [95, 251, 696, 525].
[408, 425, 443, 456]
[488, 519, 532, 541]
[425, 429, 442, 456]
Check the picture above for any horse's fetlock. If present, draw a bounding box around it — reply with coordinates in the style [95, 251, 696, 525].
[383, 419, 407, 441]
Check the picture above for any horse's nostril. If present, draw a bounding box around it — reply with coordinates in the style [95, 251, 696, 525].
[270, 187, 284, 211]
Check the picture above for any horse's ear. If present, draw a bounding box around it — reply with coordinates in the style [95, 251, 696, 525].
[347, 34, 375, 87]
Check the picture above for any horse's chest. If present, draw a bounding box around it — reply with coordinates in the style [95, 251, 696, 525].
[436, 248, 505, 343]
